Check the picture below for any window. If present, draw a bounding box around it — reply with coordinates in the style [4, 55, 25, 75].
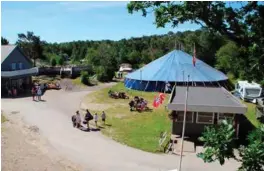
[196, 112, 214, 124]
[245, 88, 261, 96]
[18, 63, 23, 70]
[11, 63, 16, 70]
[218, 113, 234, 124]
[175, 111, 194, 123]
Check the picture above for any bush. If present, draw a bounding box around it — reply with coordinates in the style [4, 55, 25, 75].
[80, 71, 91, 85]
[58, 57, 64, 66]
[50, 58, 57, 66]
[95, 66, 115, 82]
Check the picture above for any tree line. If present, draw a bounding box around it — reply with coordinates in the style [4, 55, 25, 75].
[1, 1, 263, 84]
[1, 28, 260, 83]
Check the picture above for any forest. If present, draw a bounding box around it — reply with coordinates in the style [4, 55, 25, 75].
[1, 1, 264, 84]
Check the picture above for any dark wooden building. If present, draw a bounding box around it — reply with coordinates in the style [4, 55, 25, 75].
[168, 86, 247, 138]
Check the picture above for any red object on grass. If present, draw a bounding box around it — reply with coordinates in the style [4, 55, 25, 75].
[153, 93, 166, 108]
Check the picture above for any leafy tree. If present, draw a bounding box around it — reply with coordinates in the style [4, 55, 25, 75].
[197, 120, 236, 165]
[1, 37, 9, 45]
[50, 58, 57, 67]
[239, 125, 264, 171]
[198, 121, 264, 171]
[16, 31, 44, 66]
[127, 1, 264, 81]
[58, 56, 64, 66]
[215, 41, 241, 77]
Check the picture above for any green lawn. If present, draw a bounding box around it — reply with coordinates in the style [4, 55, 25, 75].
[83, 83, 171, 153]
[83, 83, 261, 152]
[243, 101, 261, 128]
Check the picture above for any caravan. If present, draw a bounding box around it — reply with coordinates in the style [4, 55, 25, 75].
[235, 81, 263, 103]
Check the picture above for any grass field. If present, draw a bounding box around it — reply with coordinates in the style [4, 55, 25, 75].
[83, 83, 171, 153]
[243, 101, 261, 128]
[83, 82, 261, 152]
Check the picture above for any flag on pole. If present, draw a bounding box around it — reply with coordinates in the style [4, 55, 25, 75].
[193, 43, 196, 67]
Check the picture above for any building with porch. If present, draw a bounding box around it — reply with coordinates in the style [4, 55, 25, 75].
[1, 45, 38, 96]
[168, 86, 247, 138]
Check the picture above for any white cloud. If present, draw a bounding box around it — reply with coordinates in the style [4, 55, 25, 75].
[58, 1, 129, 11]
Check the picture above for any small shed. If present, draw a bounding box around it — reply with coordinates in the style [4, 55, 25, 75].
[168, 86, 247, 137]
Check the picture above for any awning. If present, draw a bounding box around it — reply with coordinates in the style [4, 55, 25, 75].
[168, 86, 247, 114]
[1, 67, 38, 79]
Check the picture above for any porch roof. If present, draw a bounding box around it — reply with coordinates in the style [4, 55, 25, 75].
[1, 67, 38, 79]
[168, 86, 247, 114]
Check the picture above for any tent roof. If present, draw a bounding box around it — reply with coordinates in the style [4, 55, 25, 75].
[168, 86, 247, 114]
[125, 50, 228, 82]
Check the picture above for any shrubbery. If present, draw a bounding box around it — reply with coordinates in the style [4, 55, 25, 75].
[50, 58, 57, 66]
[80, 71, 91, 85]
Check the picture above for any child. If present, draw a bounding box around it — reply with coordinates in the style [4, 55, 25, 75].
[94, 113, 98, 127]
[101, 111, 106, 125]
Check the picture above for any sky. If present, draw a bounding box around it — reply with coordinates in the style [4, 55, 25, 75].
[1, 1, 201, 44]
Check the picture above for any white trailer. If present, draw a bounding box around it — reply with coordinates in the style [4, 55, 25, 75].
[235, 81, 263, 103]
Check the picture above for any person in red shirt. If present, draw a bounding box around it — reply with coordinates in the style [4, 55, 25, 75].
[31, 86, 36, 101]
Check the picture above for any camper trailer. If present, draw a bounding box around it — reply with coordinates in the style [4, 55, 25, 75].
[235, 81, 263, 103]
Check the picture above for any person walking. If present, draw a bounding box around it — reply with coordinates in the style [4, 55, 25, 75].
[94, 113, 98, 127]
[84, 109, 93, 130]
[101, 111, 106, 125]
[37, 86, 42, 101]
[31, 86, 36, 101]
[75, 111, 82, 128]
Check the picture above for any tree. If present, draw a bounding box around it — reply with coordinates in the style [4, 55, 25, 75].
[50, 58, 56, 67]
[127, 1, 264, 81]
[197, 120, 236, 165]
[1, 37, 9, 45]
[239, 125, 264, 171]
[198, 121, 264, 171]
[215, 41, 241, 77]
[58, 56, 64, 66]
[16, 31, 44, 66]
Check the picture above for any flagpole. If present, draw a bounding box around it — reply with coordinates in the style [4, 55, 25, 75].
[140, 69, 142, 95]
[178, 75, 190, 171]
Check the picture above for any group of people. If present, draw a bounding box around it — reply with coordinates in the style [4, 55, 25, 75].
[129, 96, 148, 111]
[108, 90, 129, 99]
[31, 84, 43, 101]
[72, 109, 106, 130]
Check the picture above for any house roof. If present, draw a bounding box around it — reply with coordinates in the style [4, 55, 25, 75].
[1, 45, 32, 64]
[1, 45, 17, 63]
[168, 86, 247, 114]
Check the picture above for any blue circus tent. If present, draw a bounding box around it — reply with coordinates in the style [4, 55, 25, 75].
[124, 50, 228, 92]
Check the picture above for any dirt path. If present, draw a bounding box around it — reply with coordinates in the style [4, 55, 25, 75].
[1, 114, 81, 171]
[1, 83, 240, 171]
